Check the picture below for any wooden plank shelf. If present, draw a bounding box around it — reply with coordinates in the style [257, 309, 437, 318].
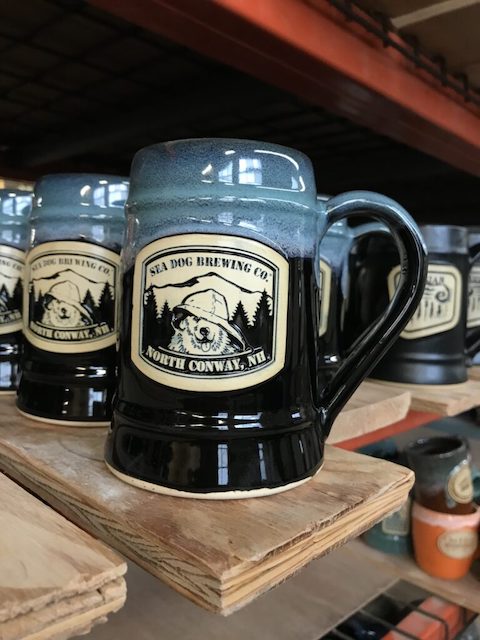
[0, 472, 126, 640]
[468, 366, 480, 381]
[351, 539, 480, 614]
[328, 381, 411, 444]
[0, 397, 413, 615]
[369, 378, 480, 416]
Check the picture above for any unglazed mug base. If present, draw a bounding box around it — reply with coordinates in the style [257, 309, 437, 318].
[105, 460, 321, 500]
[17, 407, 109, 428]
[0, 389, 16, 395]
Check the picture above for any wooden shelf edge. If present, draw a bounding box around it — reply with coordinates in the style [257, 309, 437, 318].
[0, 395, 415, 615]
[349, 539, 480, 614]
[336, 410, 440, 450]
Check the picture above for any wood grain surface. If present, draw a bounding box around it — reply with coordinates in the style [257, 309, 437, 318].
[468, 366, 480, 381]
[0, 397, 413, 615]
[369, 378, 480, 416]
[328, 381, 411, 443]
[0, 472, 127, 640]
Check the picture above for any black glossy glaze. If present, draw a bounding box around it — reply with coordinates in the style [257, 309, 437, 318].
[105, 139, 427, 495]
[346, 225, 469, 384]
[16, 239, 120, 423]
[17, 342, 117, 422]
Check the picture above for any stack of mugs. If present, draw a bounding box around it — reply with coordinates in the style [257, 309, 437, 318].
[0, 138, 432, 498]
[407, 436, 480, 579]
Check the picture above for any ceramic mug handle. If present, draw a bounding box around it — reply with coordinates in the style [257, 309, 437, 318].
[318, 191, 427, 428]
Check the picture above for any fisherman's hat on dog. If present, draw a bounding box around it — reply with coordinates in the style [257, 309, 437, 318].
[44, 280, 94, 323]
[172, 288, 246, 349]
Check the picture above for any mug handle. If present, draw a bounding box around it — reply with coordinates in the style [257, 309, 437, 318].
[351, 221, 390, 241]
[465, 249, 480, 360]
[318, 191, 427, 429]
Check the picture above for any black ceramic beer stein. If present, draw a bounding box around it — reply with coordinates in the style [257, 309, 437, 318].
[0, 189, 32, 392]
[17, 174, 128, 425]
[348, 225, 469, 385]
[466, 227, 480, 362]
[105, 138, 427, 498]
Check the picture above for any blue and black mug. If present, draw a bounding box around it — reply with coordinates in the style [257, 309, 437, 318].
[105, 138, 427, 498]
[17, 174, 128, 425]
[0, 189, 32, 392]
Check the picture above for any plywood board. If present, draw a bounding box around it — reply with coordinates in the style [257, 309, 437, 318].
[369, 378, 480, 416]
[352, 539, 480, 614]
[0, 397, 413, 615]
[468, 366, 480, 381]
[0, 473, 127, 640]
[88, 547, 398, 640]
[329, 381, 411, 444]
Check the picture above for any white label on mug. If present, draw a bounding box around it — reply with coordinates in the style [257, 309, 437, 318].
[447, 462, 474, 504]
[388, 264, 462, 339]
[437, 529, 477, 559]
[319, 259, 331, 338]
[23, 241, 119, 353]
[467, 265, 480, 328]
[0, 245, 24, 335]
[131, 234, 289, 392]
[381, 497, 411, 536]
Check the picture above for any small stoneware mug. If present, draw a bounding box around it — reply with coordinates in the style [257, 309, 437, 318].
[0, 189, 33, 392]
[347, 225, 470, 384]
[105, 138, 427, 498]
[412, 501, 480, 579]
[17, 174, 128, 426]
[406, 436, 480, 515]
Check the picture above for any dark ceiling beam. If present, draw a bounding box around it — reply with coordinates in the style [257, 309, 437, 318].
[10, 73, 282, 168]
[88, 0, 480, 176]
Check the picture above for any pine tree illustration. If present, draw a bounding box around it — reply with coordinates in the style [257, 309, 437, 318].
[34, 293, 45, 323]
[143, 289, 160, 351]
[83, 289, 99, 323]
[12, 278, 22, 312]
[157, 300, 174, 348]
[98, 283, 114, 328]
[253, 290, 273, 356]
[0, 284, 8, 304]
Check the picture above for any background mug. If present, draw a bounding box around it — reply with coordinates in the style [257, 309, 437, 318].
[412, 501, 480, 579]
[17, 174, 128, 426]
[0, 189, 32, 392]
[406, 436, 480, 515]
[347, 225, 470, 384]
[105, 138, 427, 498]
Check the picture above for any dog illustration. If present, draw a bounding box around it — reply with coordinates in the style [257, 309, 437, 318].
[41, 280, 93, 328]
[168, 289, 248, 356]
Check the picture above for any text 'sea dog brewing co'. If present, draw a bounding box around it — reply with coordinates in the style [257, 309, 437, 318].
[17, 174, 128, 425]
[105, 138, 427, 498]
[0, 189, 32, 392]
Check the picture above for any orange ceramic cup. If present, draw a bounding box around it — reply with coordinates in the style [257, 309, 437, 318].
[412, 501, 480, 579]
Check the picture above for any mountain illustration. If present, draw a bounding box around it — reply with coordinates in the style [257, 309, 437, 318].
[0, 272, 20, 298]
[31, 268, 113, 305]
[147, 272, 273, 325]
